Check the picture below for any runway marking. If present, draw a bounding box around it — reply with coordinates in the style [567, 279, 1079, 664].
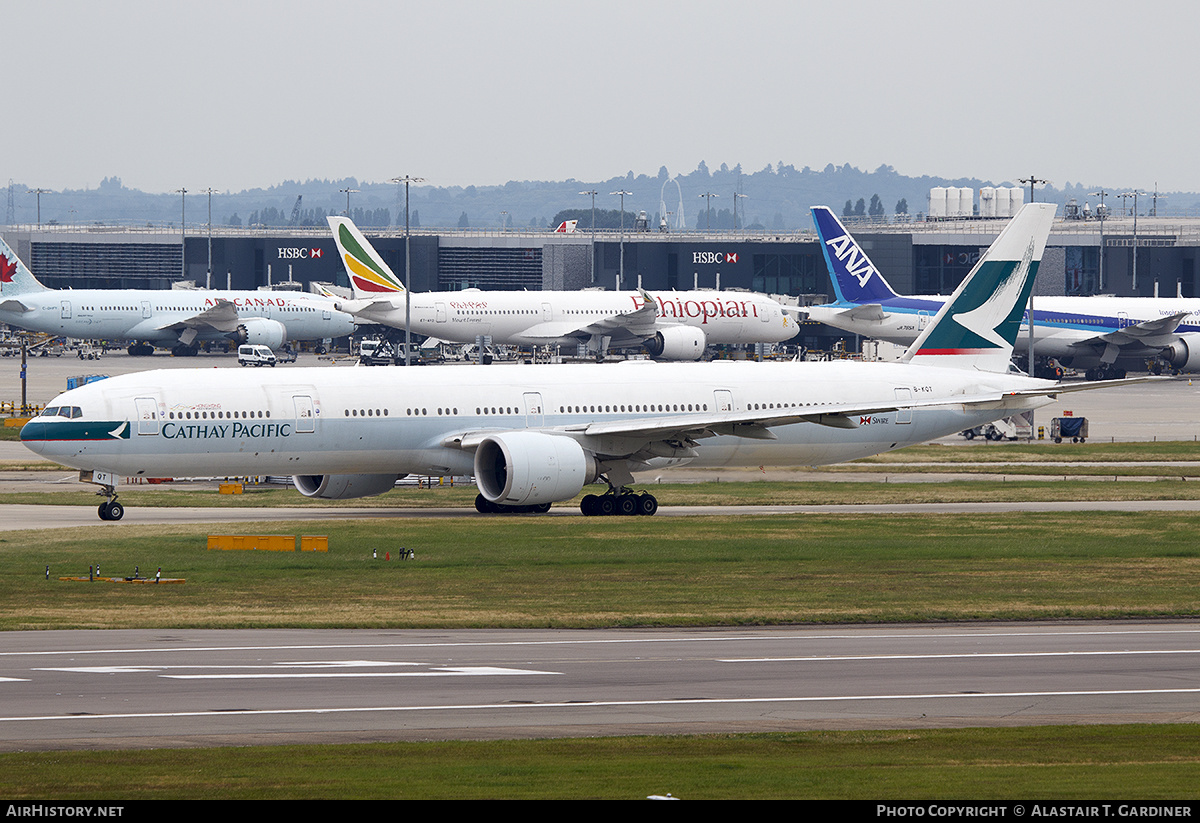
[720, 649, 1200, 662]
[5, 628, 1200, 659]
[2, 687, 1200, 724]
[34, 662, 560, 679]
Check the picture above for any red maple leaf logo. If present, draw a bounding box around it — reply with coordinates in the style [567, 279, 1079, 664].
[0, 254, 17, 284]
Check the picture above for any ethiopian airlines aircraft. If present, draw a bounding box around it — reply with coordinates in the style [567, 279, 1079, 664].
[328, 217, 797, 360]
[806, 206, 1200, 379]
[23, 203, 1145, 521]
[0, 237, 357, 355]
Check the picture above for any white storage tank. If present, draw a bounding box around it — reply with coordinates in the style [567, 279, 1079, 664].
[929, 187, 947, 220]
[993, 187, 1011, 217]
[979, 187, 995, 219]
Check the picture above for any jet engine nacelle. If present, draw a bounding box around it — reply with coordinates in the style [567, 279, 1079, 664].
[234, 318, 288, 350]
[644, 326, 706, 360]
[293, 473, 402, 500]
[1162, 333, 1200, 372]
[473, 431, 598, 506]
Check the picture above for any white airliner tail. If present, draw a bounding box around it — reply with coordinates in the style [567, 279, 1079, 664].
[553, 220, 578, 233]
[327, 217, 406, 299]
[0, 236, 50, 297]
[902, 203, 1056, 373]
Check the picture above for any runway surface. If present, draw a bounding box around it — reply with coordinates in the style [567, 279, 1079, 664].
[1, 623, 1197, 750]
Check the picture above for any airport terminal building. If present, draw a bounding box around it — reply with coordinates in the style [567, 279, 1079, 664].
[4, 210, 1198, 349]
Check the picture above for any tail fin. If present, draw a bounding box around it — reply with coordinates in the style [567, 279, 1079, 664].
[553, 220, 578, 233]
[902, 203, 1056, 373]
[326, 216, 405, 298]
[811, 206, 900, 304]
[0, 236, 50, 296]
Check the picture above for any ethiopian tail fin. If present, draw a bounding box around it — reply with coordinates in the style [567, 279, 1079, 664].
[901, 203, 1056, 372]
[0, 236, 50, 296]
[811, 206, 900, 304]
[326, 216, 405, 298]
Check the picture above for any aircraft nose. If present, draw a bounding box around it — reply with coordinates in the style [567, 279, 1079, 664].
[19, 420, 47, 454]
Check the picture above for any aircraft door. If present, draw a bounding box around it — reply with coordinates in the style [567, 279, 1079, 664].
[134, 397, 160, 435]
[894, 387, 912, 424]
[60, 300, 72, 320]
[918, 311, 931, 331]
[436, 302, 447, 323]
[293, 395, 316, 433]
[141, 300, 152, 319]
[542, 302, 552, 322]
[714, 389, 734, 412]
[523, 392, 544, 428]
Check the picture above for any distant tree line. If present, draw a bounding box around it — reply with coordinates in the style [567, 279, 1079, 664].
[227, 206, 392, 228]
[842, 195, 908, 221]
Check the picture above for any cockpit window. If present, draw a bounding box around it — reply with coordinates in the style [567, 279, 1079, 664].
[40, 407, 59, 417]
[39, 406, 82, 418]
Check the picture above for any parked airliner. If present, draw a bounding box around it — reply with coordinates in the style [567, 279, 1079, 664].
[23, 203, 1147, 521]
[328, 217, 797, 360]
[0, 237, 357, 355]
[806, 206, 1200, 379]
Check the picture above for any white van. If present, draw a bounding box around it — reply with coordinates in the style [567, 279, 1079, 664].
[237, 344, 277, 367]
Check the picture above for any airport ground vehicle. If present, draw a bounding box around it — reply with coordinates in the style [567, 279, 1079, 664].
[237, 344, 277, 367]
[1051, 416, 1088, 443]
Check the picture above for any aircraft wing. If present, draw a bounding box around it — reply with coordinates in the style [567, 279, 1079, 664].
[446, 376, 1163, 454]
[514, 292, 659, 343]
[0, 298, 33, 314]
[335, 296, 403, 316]
[155, 299, 241, 334]
[1072, 311, 1190, 349]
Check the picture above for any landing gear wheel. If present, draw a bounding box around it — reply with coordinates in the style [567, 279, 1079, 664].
[637, 493, 658, 516]
[98, 501, 124, 521]
[617, 494, 639, 516]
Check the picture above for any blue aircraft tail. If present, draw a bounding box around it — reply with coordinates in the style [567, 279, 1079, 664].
[811, 206, 900, 304]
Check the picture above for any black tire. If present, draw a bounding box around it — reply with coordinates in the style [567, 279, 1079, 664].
[475, 494, 493, 514]
[617, 495, 639, 516]
[580, 494, 599, 516]
[597, 496, 616, 517]
[637, 494, 659, 516]
[107, 502, 124, 521]
[98, 502, 111, 521]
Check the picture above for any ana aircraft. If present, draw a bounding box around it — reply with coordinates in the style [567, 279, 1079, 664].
[0, 237, 357, 355]
[806, 205, 1200, 379]
[328, 216, 798, 360]
[23, 203, 1142, 522]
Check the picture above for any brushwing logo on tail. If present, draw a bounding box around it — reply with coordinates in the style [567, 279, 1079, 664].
[921, 237, 1037, 355]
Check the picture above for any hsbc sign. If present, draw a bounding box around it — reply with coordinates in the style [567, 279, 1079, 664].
[692, 251, 739, 265]
[278, 247, 325, 260]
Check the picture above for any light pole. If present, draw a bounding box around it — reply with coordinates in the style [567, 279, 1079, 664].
[202, 187, 216, 289]
[390, 175, 424, 365]
[340, 187, 359, 217]
[175, 187, 187, 279]
[579, 189, 597, 284]
[610, 190, 631, 289]
[26, 188, 48, 225]
[1089, 189, 1109, 291]
[699, 192, 718, 230]
[734, 192, 748, 232]
[1018, 175, 1049, 203]
[1124, 190, 1145, 291]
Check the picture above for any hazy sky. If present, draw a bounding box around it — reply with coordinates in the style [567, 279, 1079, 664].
[5, 0, 1197, 195]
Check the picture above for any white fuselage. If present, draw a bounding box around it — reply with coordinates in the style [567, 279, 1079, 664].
[345, 289, 797, 348]
[0, 289, 356, 344]
[23, 360, 1052, 482]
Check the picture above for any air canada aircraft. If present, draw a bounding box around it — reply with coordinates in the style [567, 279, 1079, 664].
[22, 204, 1144, 521]
[806, 205, 1200, 379]
[327, 217, 797, 360]
[0, 237, 357, 355]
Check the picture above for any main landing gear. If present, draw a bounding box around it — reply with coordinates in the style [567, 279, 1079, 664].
[580, 490, 658, 517]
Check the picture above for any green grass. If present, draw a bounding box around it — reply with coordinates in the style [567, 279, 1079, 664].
[4, 512, 1199, 630]
[2, 726, 1198, 799]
